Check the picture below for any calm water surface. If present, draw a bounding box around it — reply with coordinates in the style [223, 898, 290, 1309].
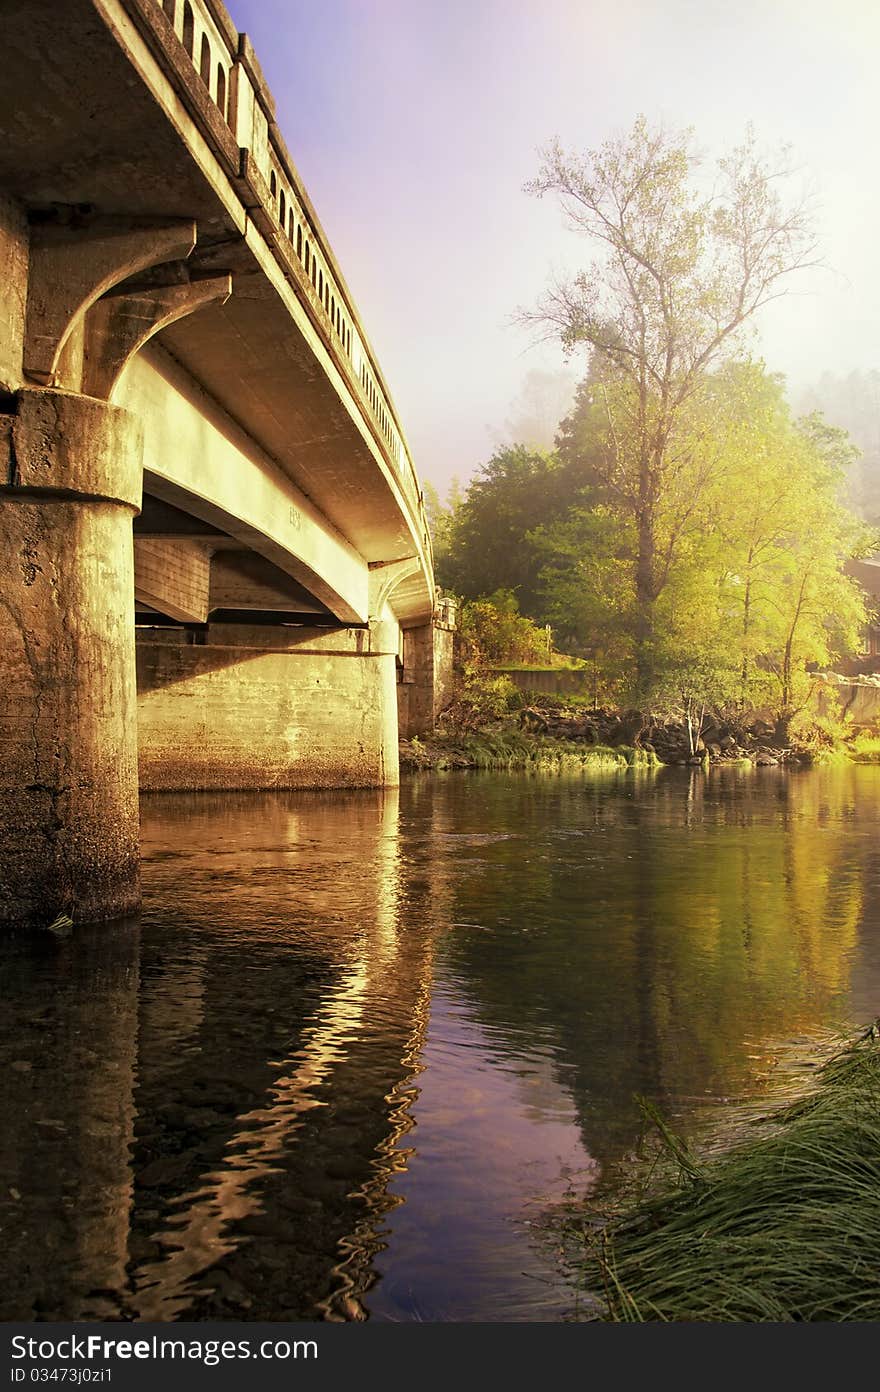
[2, 765, 880, 1321]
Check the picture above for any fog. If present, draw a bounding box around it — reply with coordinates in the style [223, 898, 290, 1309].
[232, 0, 880, 492]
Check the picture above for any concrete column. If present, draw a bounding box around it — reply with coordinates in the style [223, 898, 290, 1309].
[0, 388, 143, 928]
[370, 619, 403, 788]
[398, 620, 456, 737]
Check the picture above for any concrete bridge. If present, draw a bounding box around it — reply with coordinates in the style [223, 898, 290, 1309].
[0, 0, 454, 928]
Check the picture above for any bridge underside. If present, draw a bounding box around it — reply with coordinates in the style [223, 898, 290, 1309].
[0, 1, 434, 618]
[0, 1, 450, 930]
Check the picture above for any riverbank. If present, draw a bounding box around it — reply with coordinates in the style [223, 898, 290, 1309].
[402, 699, 880, 772]
[399, 730, 658, 772]
[399, 712, 781, 773]
[567, 1023, 880, 1321]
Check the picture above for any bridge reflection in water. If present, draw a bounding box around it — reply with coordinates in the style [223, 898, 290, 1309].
[0, 767, 877, 1322]
[131, 788, 437, 1322]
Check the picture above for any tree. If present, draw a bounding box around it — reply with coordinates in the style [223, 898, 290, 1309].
[457, 589, 553, 668]
[522, 117, 819, 698]
[438, 444, 570, 617]
[530, 504, 635, 704]
[797, 370, 880, 523]
[538, 359, 872, 726]
[423, 476, 463, 571]
[698, 372, 864, 718]
[750, 414, 870, 737]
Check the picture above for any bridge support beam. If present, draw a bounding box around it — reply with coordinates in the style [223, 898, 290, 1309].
[0, 389, 143, 928]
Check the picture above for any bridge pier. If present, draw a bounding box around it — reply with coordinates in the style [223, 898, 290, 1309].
[398, 610, 457, 738]
[0, 389, 143, 927]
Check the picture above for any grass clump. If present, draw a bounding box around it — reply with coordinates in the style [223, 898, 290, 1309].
[574, 1023, 880, 1322]
[850, 733, 880, 764]
[400, 731, 659, 773]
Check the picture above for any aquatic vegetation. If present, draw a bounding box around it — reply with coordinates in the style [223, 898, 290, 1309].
[573, 1024, 880, 1321]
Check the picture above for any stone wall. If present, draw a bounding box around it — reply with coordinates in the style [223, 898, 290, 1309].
[817, 674, 880, 728]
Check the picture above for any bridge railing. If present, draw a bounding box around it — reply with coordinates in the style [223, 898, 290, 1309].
[142, 0, 432, 566]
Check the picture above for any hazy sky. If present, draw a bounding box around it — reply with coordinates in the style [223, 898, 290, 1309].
[232, 0, 880, 492]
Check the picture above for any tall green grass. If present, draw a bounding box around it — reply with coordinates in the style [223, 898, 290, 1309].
[850, 733, 880, 764]
[402, 732, 659, 773]
[574, 1024, 880, 1321]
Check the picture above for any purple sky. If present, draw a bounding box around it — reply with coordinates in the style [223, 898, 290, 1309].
[231, 0, 880, 492]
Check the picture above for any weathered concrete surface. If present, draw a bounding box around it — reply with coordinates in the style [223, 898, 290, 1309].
[0, 192, 27, 394]
[24, 216, 197, 389]
[9, 387, 143, 503]
[0, 390, 142, 927]
[208, 550, 328, 615]
[134, 537, 211, 623]
[136, 624, 400, 789]
[817, 673, 880, 728]
[0, 1, 434, 622]
[398, 621, 456, 737]
[0, 4, 445, 930]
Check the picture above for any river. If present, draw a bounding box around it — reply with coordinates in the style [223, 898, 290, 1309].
[1, 764, 878, 1322]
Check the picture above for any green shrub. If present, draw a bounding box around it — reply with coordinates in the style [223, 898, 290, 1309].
[458, 589, 554, 667]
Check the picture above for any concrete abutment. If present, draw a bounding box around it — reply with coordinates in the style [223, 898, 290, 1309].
[136, 623, 401, 790]
[0, 381, 445, 927]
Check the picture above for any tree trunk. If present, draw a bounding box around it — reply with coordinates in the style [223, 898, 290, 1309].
[774, 711, 792, 745]
[740, 564, 753, 708]
[776, 576, 807, 747]
[775, 631, 795, 744]
[635, 505, 655, 702]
